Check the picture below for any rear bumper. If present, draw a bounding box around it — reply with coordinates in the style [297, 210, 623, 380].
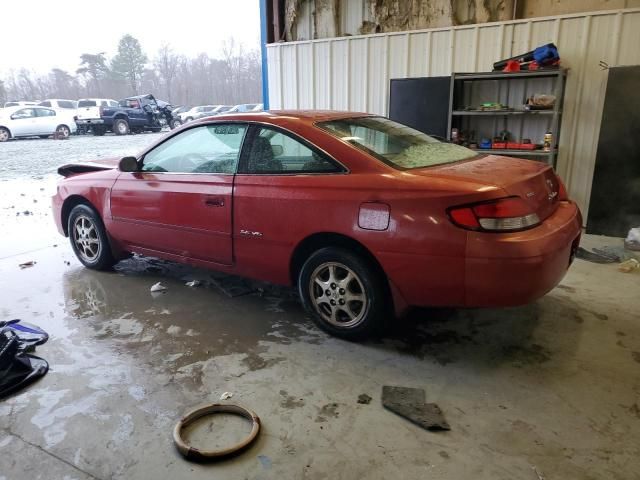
[464, 201, 582, 306]
[76, 119, 105, 125]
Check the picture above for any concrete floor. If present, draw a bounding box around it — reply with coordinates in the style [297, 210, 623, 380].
[1, 181, 639, 480]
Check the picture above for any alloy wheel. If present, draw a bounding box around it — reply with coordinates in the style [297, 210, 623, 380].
[0, 129, 9, 142]
[72, 215, 102, 263]
[57, 126, 70, 138]
[309, 262, 368, 328]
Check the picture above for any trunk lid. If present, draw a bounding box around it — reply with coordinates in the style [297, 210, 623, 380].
[417, 155, 561, 220]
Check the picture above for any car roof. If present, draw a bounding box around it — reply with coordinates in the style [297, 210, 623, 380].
[205, 110, 373, 124]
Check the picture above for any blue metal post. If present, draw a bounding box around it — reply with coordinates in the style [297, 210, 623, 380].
[259, 0, 270, 110]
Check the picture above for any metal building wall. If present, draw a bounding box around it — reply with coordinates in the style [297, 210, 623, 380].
[266, 8, 640, 219]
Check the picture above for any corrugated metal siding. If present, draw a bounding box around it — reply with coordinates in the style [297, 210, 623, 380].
[266, 9, 640, 218]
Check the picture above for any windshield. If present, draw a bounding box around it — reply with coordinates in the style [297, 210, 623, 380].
[78, 100, 97, 107]
[318, 117, 477, 169]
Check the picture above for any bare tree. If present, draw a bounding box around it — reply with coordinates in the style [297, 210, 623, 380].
[154, 44, 179, 102]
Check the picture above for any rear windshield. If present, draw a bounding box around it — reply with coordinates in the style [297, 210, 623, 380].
[78, 100, 97, 107]
[318, 117, 477, 169]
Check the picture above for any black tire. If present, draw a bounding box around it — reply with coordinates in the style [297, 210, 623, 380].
[92, 126, 106, 136]
[67, 204, 116, 270]
[56, 125, 71, 139]
[113, 118, 130, 135]
[170, 118, 181, 129]
[185, 117, 193, 123]
[0, 127, 12, 142]
[298, 247, 389, 340]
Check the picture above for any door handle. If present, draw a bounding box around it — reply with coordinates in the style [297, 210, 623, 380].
[205, 197, 225, 207]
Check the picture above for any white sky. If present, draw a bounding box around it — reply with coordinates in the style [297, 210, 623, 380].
[0, 0, 261, 77]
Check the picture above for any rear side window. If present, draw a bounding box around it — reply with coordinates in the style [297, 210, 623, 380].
[12, 108, 36, 119]
[39, 101, 52, 107]
[243, 127, 342, 174]
[78, 100, 96, 107]
[5, 102, 19, 107]
[58, 101, 75, 109]
[36, 108, 56, 117]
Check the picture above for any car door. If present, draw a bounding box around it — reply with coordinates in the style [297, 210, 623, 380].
[109, 123, 248, 265]
[9, 108, 38, 136]
[233, 125, 347, 282]
[34, 108, 57, 134]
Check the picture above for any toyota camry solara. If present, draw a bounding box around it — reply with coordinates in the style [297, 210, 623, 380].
[52, 111, 582, 339]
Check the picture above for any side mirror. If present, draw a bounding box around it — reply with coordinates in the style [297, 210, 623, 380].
[118, 156, 139, 172]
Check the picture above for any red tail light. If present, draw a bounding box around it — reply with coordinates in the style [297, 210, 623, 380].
[448, 197, 541, 232]
[556, 175, 568, 201]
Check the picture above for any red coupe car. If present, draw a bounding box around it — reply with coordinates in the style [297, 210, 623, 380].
[52, 111, 582, 339]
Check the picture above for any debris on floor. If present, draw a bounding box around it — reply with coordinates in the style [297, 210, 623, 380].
[382, 386, 450, 431]
[357, 393, 372, 404]
[173, 403, 260, 461]
[625, 227, 640, 251]
[18, 261, 36, 269]
[575, 247, 617, 264]
[618, 258, 640, 273]
[0, 320, 50, 400]
[220, 391, 233, 400]
[150, 282, 167, 293]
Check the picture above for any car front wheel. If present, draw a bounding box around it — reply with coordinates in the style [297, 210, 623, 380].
[298, 247, 389, 340]
[68, 204, 116, 270]
[56, 125, 70, 139]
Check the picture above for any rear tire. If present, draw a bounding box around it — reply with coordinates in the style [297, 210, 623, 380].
[170, 118, 181, 129]
[92, 126, 106, 136]
[298, 247, 389, 340]
[0, 127, 11, 142]
[56, 125, 71, 139]
[113, 119, 130, 135]
[68, 204, 116, 270]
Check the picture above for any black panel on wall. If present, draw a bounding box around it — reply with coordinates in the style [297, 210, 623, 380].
[587, 65, 640, 237]
[389, 77, 450, 138]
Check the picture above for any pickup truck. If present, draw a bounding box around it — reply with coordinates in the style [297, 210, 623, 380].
[76, 98, 120, 135]
[98, 94, 180, 135]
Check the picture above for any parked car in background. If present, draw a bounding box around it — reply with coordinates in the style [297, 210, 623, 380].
[75, 98, 119, 135]
[0, 106, 77, 141]
[38, 99, 78, 111]
[227, 103, 263, 113]
[4, 101, 38, 108]
[97, 94, 180, 135]
[51, 111, 581, 340]
[190, 105, 233, 122]
[171, 105, 190, 117]
[178, 105, 218, 123]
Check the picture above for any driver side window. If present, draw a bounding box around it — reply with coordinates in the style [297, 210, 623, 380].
[142, 124, 247, 174]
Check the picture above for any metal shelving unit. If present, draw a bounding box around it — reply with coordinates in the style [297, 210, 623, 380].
[446, 69, 567, 166]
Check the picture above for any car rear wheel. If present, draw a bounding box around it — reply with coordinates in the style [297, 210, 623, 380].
[298, 247, 388, 340]
[0, 127, 11, 142]
[185, 117, 193, 123]
[56, 125, 70, 139]
[68, 204, 116, 270]
[114, 119, 130, 135]
[170, 118, 181, 129]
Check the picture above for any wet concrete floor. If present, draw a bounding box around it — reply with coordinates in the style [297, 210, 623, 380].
[1, 146, 639, 479]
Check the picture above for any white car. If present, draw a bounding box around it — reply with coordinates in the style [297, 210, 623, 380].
[0, 106, 77, 142]
[227, 103, 263, 113]
[75, 98, 119, 134]
[178, 105, 218, 123]
[3, 101, 38, 108]
[38, 99, 78, 112]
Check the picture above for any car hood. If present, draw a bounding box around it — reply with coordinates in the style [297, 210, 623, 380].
[58, 157, 121, 177]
